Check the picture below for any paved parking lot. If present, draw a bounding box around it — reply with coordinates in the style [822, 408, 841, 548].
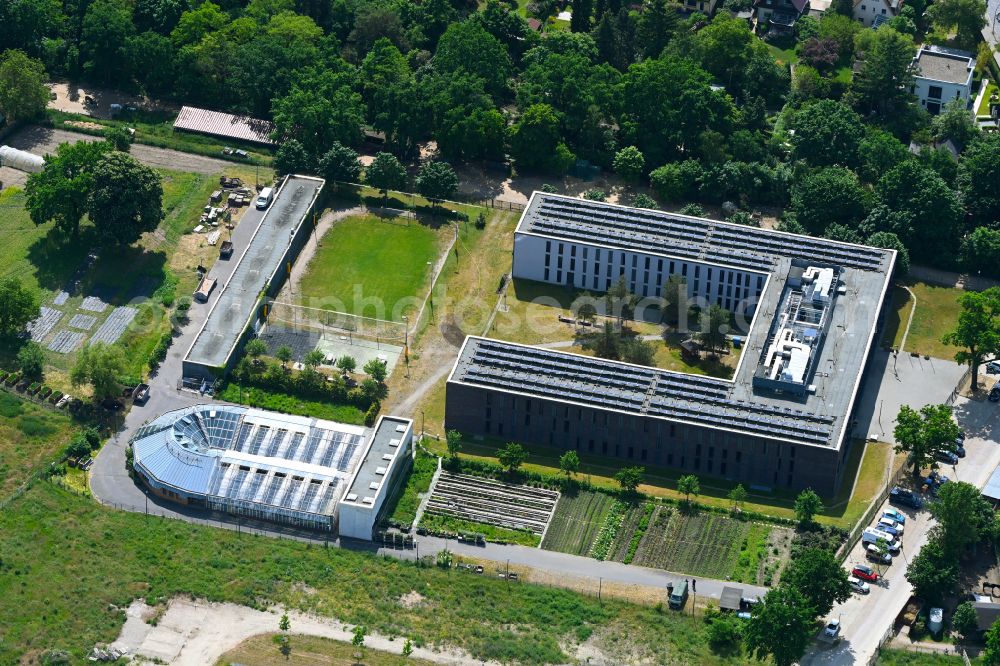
[804, 391, 1000, 665]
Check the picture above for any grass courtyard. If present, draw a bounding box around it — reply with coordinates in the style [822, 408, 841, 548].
[0, 482, 761, 665]
[881, 280, 964, 360]
[297, 214, 443, 323]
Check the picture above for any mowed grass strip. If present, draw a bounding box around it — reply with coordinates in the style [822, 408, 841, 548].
[0, 482, 756, 665]
[217, 633, 439, 666]
[298, 215, 441, 322]
[901, 280, 964, 359]
[0, 393, 74, 497]
[541, 490, 613, 555]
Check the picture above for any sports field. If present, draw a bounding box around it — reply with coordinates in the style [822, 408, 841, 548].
[297, 215, 443, 322]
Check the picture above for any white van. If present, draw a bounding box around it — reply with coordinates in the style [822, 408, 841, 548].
[862, 528, 900, 551]
[255, 187, 274, 210]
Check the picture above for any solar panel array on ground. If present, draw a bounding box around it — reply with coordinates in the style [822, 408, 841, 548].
[46, 330, 84, 353]
[68, 314, 97, 330]
[28, 307, 62, 341]
[90, 306, 138, 344]
[80, 296, 109, 313]
[523, 195, 890, 273]
[454, 337, 837, 446]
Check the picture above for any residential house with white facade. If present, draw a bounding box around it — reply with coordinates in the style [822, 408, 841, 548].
[911, 45, 975, 115]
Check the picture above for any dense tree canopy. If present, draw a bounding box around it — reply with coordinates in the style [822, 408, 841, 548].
[86, 152, 164, 246]
[26, 140, 113, 239]
[0, 50, 50, 124]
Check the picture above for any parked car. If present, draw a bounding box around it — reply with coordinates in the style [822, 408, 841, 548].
[848, 576, 871, 594]
[866, 544, 892, 564]
[986, 361, 1000, 375]
[890, 486, 923, 509]
[953, 444, 966, 458]
[824, 618, 842, 638]
[935, 449, 959, 465]
[878, 516, 903, 535]
[852, 565, 879, 582]
[883, 509, 906, 525]
[990, 386, 1000, 402]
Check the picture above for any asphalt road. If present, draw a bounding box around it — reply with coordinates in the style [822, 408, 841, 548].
[803, 392, 1000, 666]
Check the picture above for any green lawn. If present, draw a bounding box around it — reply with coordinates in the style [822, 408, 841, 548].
[0, 482, 762, 665]
[892, 280, 964, 359]
[214, 383, 365, 424]
[218, 633, 440, 666]
[0, 392, 74, 498]
[978, 82, 998, 115]
[298, 215, 442, 322]
[875, 648, 967, 665]
[386, 450, 437, 527]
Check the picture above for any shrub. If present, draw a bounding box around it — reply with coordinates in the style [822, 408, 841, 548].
[364, 402, 380, 426]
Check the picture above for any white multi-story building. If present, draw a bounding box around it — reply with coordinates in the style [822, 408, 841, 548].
[852, 0, 901, 27]
[911, 45, 975, 116]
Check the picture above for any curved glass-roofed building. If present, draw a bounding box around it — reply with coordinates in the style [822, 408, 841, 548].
[130, 405, 412, 533]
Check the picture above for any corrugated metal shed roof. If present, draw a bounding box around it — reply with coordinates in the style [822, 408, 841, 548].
[173, 106, 277, 146]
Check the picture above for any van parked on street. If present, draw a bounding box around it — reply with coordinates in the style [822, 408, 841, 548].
[255, 187, 274, 210]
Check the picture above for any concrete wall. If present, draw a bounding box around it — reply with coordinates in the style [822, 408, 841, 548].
[445, 380, 842, 495]
[512, 233, 766, 318]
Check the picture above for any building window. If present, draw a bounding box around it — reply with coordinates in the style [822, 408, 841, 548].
[928, 85, 943, 100]
[628, 446, 634, 458]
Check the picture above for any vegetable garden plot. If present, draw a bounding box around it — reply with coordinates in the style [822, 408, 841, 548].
[89, 306, 138, 345]
[423, 472, 559, 535]
[27, 307, 63, 342]
[68, 314, 97, 331]
[80, 296, 109, 313]
[541, 491, 614, 555]
[46, 330, 84, 354]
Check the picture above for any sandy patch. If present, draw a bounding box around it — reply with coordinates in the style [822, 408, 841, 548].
[399, 590, 426, 608]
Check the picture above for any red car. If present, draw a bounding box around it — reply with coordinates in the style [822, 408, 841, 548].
[852, 565, 879, 582]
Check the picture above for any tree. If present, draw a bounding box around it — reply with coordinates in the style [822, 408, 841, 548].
[612, 146, 645, 180]
[790, 167, 869, 234]
[744, 586, 816, 666]
[0, 277, 39, 338]
[614, 465, 644, 493]
[277, 611, 291, 657]
[848, 27, 916, 120]
[621, 337, 655, 366]
[433, 21, 512, 99]
[954, 601, 979, 640]
[677, 474, 700, 505]
[571, 0, 593, 32]
[927, 0, 985, 51]
[575, 300, 598, 326]
[867, 231, 910, 276]
[365, 152, 406, 201]
[16, 341, 45, 380]
[986, 620, 1000, 666]
[270, 66, 365, 157]
[87, 152, 164, 247]
[303, 350, 325, 369]
[509, 103, 575, 174]
[660, 275, 688, 327]
[71, 342, 127, 401]
[245, 338, 267, 363]
[893, 404, 961, 473]
[318, 142, 362, 184]
[273, 139, 312, 176]
[104, 126, 133, 152]
[81, 0, 135, 84]
[799, 37, 839, 73]
[963, 228, 1000, 278]
[931, 481, 994, 558]
[872, 161, 963, 264]
[782, 547, 852, 617]
[590, 321, 622, 360]
[336, 355, 357, 374]
[958, 133, 1000, 227]
[932, 98, 980, 147]
[790, 100, 865, 169]
[559, 450, 580, 478]
[351, 625, 367, 662]
[818, 13, 860, 60]
[363, 358, 388, 383]
[943, 288, 1000, 391]
[0, 50, 49, 124]
[858, 129, 911, 184]
[631, 193, 658, 210]
[416, 162, 459, 203]
[26, 140, 112, 239]
[905, 537, 959, 604]
[728, 483, 747, 511]
[794, 488, 823, 526]
[497, 442, 528, 474]
[698, 304, 729, 355]
[446, 429, 463, 459]
[275, 345, 294, 367]
[636, 0, 679, 59]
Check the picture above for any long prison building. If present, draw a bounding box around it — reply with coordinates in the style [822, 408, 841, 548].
[445, 193, 896, 495]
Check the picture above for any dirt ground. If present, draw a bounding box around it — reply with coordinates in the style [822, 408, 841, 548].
[108, 597, 504, 666]
[5, 125, 233, 174]
[46, 81, 172, 120]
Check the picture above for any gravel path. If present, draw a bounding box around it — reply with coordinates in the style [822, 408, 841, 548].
[5, 126, 233, 174]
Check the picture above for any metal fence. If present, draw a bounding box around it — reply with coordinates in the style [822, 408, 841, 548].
[838, 462, 907, 562]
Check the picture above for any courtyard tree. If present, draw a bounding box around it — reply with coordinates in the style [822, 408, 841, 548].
[497, 442, 528, 475]
[336, 355, 357, 374]
[303, 349, 325, 369]
[606, 276, 635, 327]
[905, 537, 959, 604]
[574, 299, 598, 327]
[744, 585, 816, 666]
[559, 450, 580, 479]
[363, 358, 388, 383]
[660, 275, 688, 328]
[70, 342, 127, 402]
[245, 338, 267, 365]
[615, 465, 644, 494]
[416, 161, 459, 204]
[943, 287, 1000, 391]
[16, 341, 45, 380]
[728, 483, 748, 511]
[26, 140, 112, 240]
[931, 481, 994, 558]
[698, 305, 730, 355]
[87, 152, 164, 247]
[894, 404, 961, 473]
[781, 547, 851, 617]
[275, 345, 294, 368]
[677, 474, 700, 507]
[446, 429, 462, 459]
[0, 50, 49, 124]
[365, 152, 406, 203]
[794, 488, 823, 526]
[0, 277, 39, 338]
[631, 193, 658, 210]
